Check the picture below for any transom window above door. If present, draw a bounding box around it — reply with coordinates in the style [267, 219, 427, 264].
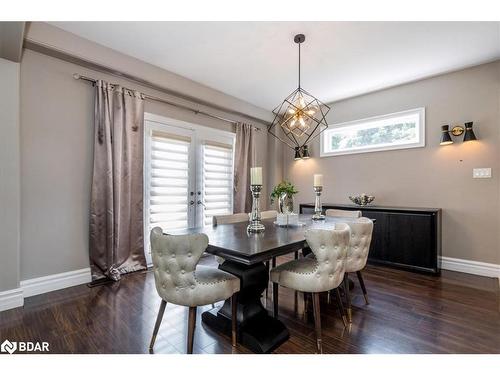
[143, 114, 235, 260]
[320, 107, 425, 157]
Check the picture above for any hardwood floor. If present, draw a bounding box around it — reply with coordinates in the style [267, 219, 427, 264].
[1, 256, 499, 354]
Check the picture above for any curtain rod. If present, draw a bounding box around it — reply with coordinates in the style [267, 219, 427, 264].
[23, 40, 269, 128]
[73, 73, 263, 130]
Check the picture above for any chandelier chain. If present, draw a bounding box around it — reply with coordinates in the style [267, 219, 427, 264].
[298, 42, 301, 89]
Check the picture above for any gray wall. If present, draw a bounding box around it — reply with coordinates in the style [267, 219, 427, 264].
[17, 22, 500, 283]
[0, 22, 25, 62]
[284, 61, 500, 265]
[0, 58, 21, 291]
[20, 49, 272, 280]
[25, 22, 272, 124]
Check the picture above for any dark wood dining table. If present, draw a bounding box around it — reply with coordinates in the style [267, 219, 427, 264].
[175, 214, 373, 353]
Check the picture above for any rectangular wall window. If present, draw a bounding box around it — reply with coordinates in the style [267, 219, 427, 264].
[321, 107, 425, 157]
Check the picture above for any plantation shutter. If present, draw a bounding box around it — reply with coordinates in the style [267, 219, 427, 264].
[147, 130, 191, 232]
[202, 141, 234, 225]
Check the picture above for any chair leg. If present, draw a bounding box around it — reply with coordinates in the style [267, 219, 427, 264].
[301, 246, 312, 257]
[356, 271, 369, 305]
[187, 306, 197, 354]
[149, 299, 167, 351]
[334, 288, 348, 327]
[311, 292, 322, 353]
[343, 273, 352, 323]
[294, 251, 299, 260]
[265, 261, 270, 298]
[273, 282, 279, 318]
[231, 293, 238, 346]
[272, 257, 276, 268]
[304, 292, 310, 314]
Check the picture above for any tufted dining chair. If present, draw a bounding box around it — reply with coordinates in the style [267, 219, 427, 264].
[213, 211, 278, 299]
[270, 224, 351, 352]
[260, 210, 279, 263]
[342, 217, 374, 323]
[258, 210, 282, 298]
[260, 210, 299, 270]
[303, 209, 361, 259]
[149, 227, 240, 353]
[212, 213, 249, 266]
[260, 210, 278, 220]
[325, 209, 362, 218]
[212, 212, 249, 226]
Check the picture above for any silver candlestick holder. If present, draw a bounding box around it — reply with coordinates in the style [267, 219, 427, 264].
[312, 186, 325, 220]
[247, 184, 266, 233]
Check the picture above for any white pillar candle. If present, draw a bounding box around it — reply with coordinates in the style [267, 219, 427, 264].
[313, 174, 323, 187]
[250, 167, 263, 185]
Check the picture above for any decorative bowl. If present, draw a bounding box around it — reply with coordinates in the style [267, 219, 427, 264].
[349, 194, 375, 206]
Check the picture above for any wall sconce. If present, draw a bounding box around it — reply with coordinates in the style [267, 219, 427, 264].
[294, 145, 311, 160]
[463, 122, 477, 142]
[440, 122, 477, 146]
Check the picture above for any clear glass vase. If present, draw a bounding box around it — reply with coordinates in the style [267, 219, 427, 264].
[278, 192, 294, 214]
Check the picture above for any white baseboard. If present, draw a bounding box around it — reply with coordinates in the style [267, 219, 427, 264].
[0, 288, 24, 312]
[20, 268, 91, 298]
[440, 256, 500, 279]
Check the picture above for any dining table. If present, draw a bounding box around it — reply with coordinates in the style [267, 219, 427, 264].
[174, 213, 374, 353]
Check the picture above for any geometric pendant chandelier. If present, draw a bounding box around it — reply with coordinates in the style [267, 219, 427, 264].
[268, 34, 331, 160]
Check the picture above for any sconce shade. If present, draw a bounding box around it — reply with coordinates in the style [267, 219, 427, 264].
[293, 145, 311, 160]
[301, 145, 311, 159]
[440, 125, 453, 145]
[463, 122, 477, 142]
[294, 147, 302, 160]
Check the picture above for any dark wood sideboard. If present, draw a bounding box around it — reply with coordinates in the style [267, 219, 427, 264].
[299, 203, 442, 274]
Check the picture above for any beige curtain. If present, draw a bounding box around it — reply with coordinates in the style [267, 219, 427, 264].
[233, 122, 256, 213]
[89, 80, 147, 281]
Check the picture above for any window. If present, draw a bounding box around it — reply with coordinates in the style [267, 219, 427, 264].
[202, 142, 234, 226]
[147, 130, 191, 231]
[320, 107, 425, 157]
[143, 114, 235, 264]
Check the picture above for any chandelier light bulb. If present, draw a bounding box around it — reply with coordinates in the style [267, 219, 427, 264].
[306, 107, 316, 116]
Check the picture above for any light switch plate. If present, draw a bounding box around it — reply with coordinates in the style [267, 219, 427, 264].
[473, 168, 492, 179]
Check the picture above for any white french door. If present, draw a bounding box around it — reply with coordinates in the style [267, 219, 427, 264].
[143, 113, 235, 263]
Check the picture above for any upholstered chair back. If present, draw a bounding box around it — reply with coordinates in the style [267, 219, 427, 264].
[212, 213, 248, 264]
[299, 224, 350, 292]
[212, 213, 249, 226]
[325, 209, 362, 218]
[345, 217, 374, 273]
[150, 227, 208, 306]
[261, 210, 278, 220]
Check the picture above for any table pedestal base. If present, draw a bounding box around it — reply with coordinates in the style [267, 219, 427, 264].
[201, 260, 289, 353]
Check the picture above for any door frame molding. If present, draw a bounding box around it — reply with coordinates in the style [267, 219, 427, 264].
[143, 112, 235, 264]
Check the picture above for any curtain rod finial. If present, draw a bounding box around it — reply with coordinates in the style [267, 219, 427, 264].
[73, 73, 81, 80]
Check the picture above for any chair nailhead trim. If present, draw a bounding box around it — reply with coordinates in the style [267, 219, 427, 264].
[193, 272, 234, 285]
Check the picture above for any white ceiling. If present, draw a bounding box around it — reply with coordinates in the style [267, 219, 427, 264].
[51, 22, 500, 111]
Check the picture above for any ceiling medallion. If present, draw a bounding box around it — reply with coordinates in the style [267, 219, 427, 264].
[268, 34, 331, 159]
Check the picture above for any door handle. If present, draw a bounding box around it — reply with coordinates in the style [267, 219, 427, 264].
[197, 200, 206, 207]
